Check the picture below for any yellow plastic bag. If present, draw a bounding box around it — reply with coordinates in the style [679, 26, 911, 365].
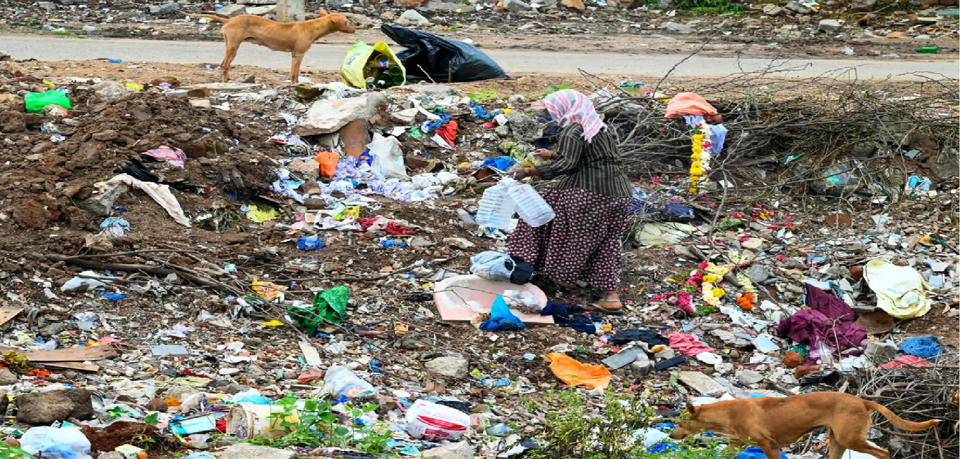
[340, 40, 406, 89]
[546, 353, 612, 389]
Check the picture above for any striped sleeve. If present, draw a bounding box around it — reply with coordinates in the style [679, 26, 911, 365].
[537, 129, 584, 180]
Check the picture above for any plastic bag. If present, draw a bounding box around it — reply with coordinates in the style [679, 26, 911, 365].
[25, 90, 71, 114]
[314, 152, 339, 179]
[340, 40, 406, 89]
[479, 294, 525, 331]
[288, 286, 349, 333]
[470, 251, 515, 281]
[546, 353, 612, 389]
[324, 365, 376, 400]
[367, 134, 406, 179]
[21, 426, 92, 459]
[380, 25, 509, 83]
[863, 258, 931, 319]
[664, 93, 720, 123]
[405, 399, 471, 441]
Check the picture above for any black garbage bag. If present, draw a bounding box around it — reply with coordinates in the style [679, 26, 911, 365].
[381, 24, 509, 83]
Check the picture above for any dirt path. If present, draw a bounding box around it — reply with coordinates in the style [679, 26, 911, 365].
[2, 34, 957, 80]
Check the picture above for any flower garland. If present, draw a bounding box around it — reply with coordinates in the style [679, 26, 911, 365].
[689, 123, 713, 193]
[698, 261, 729, 307]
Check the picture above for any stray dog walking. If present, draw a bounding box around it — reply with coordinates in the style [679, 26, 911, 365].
[182, 9, 355, 84]
[670, 392, 939, 459]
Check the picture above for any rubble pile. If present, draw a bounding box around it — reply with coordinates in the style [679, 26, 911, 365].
[0, 57, 956, 459]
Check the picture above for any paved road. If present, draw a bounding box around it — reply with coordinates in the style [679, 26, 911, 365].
[2, 34, 957, 80]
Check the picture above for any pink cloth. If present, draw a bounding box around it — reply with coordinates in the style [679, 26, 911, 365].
[668, 333, 715, 356]
[542, 89, 605, 143]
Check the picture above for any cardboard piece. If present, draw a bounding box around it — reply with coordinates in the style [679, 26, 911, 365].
[433, 275, 554, 324]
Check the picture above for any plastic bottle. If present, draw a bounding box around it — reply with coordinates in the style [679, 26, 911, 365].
[475, 178, 517, 230]
[508, 183, 556, 227]
[324, 365, 376, 400]
[915, 46, 940, 54]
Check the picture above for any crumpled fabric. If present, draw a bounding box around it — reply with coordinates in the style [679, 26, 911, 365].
[541, 302, 596, 334]
[778, 284, 866, 364]
[435, 120, 458, 148]
[664, 92, 721, 123]
[142, 145, 186, 168]
[899, 335, 943, 360]
[710, 123, 729, 154]
[95, 174, 190, 226]
[863, 258, 931, 319]
[667, 333, 714, 357]
[481, 156, 517, 172]
[479, 294, 525, 332]
[612, 329, 670, 346]
[546, 353, 611, 389]
[357, 217, 415, 235]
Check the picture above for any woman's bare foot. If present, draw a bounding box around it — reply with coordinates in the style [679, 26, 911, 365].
[587, 291, 623, 314]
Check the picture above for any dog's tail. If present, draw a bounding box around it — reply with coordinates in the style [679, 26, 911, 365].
[181, 12, 230, 23]
[865, 400, 940, 431]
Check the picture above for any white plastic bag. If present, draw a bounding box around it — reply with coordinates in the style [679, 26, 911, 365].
[324, 365, 376, 399]
[405, 399, 471, 441]
[367, 134, 406, 180]
[21, 426, 92, 459]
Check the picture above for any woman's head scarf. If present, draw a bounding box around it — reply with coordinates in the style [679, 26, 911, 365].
[542, 89, 605, 143]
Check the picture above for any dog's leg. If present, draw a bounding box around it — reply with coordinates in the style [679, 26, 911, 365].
[758, 442, 783, 459]
[290, 51, 305, 84]
[221, 39, 241, 82]
[835, 423, 890, 459]
[827, 430, 847, 459]
[838, 439, 889, 459]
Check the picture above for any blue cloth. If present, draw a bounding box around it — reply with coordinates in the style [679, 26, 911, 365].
[541, 302, 596, 334]
[480, 294, 525, 331]
[737, 447, 789, 459]
[710, 123, 729, 154]
[683, 115, 704, 127]
[900, 335, 943, 360]
[647, 442, 680, 453]
[473, 105, 500, 120]
[481, 156, 517, 172]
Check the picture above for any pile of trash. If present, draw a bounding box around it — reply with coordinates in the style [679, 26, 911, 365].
[0, 50, 957, 459]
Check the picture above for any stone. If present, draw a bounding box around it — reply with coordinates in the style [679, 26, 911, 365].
[396, 10, 431, 26]
[217, 4, 249, 17]
[288, 158, 319, 179]
[507, 94, 526, 105]
[339, 12, 374, 27]
[295, 92, 387, 136]
[602, 347, 645, 369]
[737, 369, 764, 385]
[654, 348, 676, 360]
[503, 0, 533, 10]
[0, 94, 24, 112]
[506, 112, 543, 142]
[82, 25, 97, 32]
[747, 264, 773, 284]
[561, 0, 586, 11]
[219, 444, 295, 459]
[152, 2, 180, 16]
[630, 353, 654, 376]
[16, 388, 94, 425]
[679, 371, 725, 395]
[763, 4, 782, 15]
[425, 354, 469, 378]
[0, 368, 17, 386]
[661, 22, 694, 34]
[423, 441, 475, 459]
[818, 19, 842, 33]
[246, 5, 278, 15]
[409, 236, 434, 248]
[92, 130, 119, 141]
[864, 341, 898, 365]
[925, 148, 959, 179]
[444, 237, 476, 249]
[187, 87, 211, 98]
[741, 237, 764, 250]
[849, 0, 876, 11]
[145, 398, 169, 412]
[0, 111, 25, 133]
[659, 0, 674, 8]
[79, 183, 128, 217]
[13, 200, 48, 229]
[784, 1, 811, 13]
[784, 351, 803, 368]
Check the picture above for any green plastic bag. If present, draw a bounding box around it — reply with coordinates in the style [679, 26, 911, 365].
[25, 90, 71, 114]
[340, 40, 406, 89]
[288, 286, 349, 333]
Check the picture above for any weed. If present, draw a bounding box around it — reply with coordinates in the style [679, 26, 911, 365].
[0, 446, 33, 459]
[467, 88, 498, 103]
[244, 395, 394, 455]
[672, 0, 742, 13]
[541, 84, 572, 98]
[47, 29, 79, 37]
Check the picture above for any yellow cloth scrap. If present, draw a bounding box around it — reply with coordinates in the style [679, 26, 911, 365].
[252, 280, 287, 300]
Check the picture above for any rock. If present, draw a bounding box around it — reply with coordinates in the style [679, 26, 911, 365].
[818, 19, 841, 33]
[443, 237, 476, 249]
[507, 94, 526, 105]
[145, 398, 169, 412]
[850, 0, 876, 11]
[295, 92, 387, 136]
[0, 94, 23, 112]
[79, 182, 128, 217]
[864, 341, 898, 365]
[409, 236, 434, 248]
[658, 0, 674, 8]
[217, 4, 248, 17]
[92, 130, 119, 141]
[763, 4, 782, 15]
[661, 22, 694, 34]
[423, 441, 476, 459]
[784, 1, 811, 13]
[0, 111, 25, 133]
[288, 158, 319, 179]
[654, 348, 676, 360]
[187, 87, 211, 98]
[561, 0, 585, 11]
[0, 390, 8, 417]
[503, 0, 533, 10]
[784, 351, 803, 368]
[737, 369, 764, 385]
[741, 238, 764, 250]
[13, 200, 48, 229]
[425, 354, 469, 378]
[219, 444, 295, 459]
[630, 353, 654, 377]
[396, 10, 431, 26]
[925, 148, 959, 179]
[747, 264, 773, 284]
[505, 111, 543, 142]
[338, 12, 374, 28]
[151, 2, 180, 16]
[246, 5, 277, 15]
[16, 388, 94, 425]
[0, 368, 17, 386]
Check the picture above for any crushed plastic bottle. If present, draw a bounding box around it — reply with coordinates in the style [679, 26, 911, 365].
[475, 178, 517, 230]
[508, 183, 555, 227]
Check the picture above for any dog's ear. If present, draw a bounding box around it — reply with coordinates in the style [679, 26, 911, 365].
[685, 403, 697, 415]
[318, 8, 329, 16]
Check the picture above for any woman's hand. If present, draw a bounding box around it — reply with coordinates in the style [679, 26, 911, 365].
[512, 167, 529, 180]
[533, 149, 556, 159]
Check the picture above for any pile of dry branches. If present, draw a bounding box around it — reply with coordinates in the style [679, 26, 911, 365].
[853, 350, 960, 459]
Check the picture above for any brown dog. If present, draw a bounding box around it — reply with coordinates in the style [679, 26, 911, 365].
[670, 392, 938, 459]
[182, 9, 355, 84]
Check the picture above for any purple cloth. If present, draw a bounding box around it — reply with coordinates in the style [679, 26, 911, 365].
[778, 284, 866, 365]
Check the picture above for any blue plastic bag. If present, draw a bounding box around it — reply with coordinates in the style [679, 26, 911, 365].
[736, 447, 789, 459]
[479, 294, 525, 331]
[900, 335, 943, 360]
